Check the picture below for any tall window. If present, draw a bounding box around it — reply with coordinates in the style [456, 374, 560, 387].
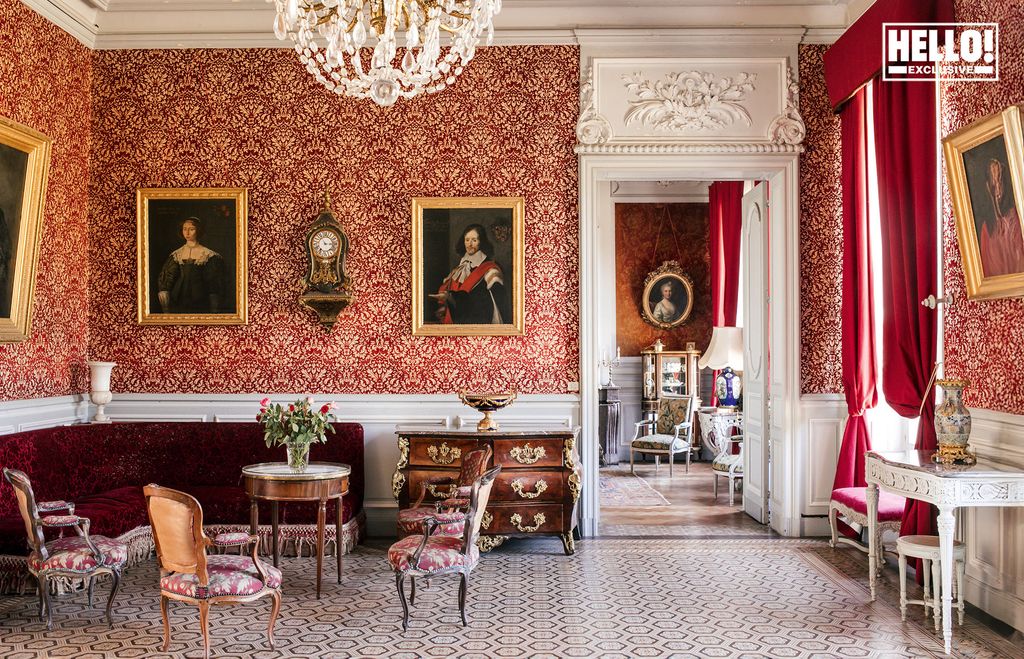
[864, 82, 919, 451]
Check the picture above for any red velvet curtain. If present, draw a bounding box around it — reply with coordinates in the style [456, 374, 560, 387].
[873, 78, 939, 545]
[833, 89, 877, 539]
[709, 182, 744, 326]
[708, 181, 744, 406]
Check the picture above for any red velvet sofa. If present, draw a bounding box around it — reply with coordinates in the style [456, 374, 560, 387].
[0, 422, 364, 593]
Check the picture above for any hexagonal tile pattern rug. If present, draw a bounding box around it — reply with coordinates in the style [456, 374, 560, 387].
[0, 537, 1018, 657]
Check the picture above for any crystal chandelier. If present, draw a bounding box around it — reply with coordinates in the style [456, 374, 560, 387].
[269, 0, 502, 106]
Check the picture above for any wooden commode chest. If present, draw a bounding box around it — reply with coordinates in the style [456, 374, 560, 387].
[393, 426, 582, 555]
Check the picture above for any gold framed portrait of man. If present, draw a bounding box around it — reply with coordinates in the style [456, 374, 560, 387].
[944, 105, 1024, 300]
[411, 197, 525, 336]
[137, 188, 248, 325]
[0, 117, 51, 343]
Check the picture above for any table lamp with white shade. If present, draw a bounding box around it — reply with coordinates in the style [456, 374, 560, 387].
[698, 327, 744, 409]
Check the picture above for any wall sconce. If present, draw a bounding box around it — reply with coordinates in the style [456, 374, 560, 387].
[87, 361, 116, 424]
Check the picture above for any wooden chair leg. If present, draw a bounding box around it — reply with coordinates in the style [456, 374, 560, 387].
[458, 573, 468, 627]
[396, 573, 410, 631]
[630, 449, 635, 475]
[685, 449, 690, 474]
[105, 569, 121, 627]
[268, 590, 281, 649]
[88, 576, 95, 608]
[669, 452, 674, 477]
[199, 601, 211, 659]
[713, 473, 719, 499]
[410, 576, 416, 606]
[37, 574, 52, 629]
[160, 595, 171, 651]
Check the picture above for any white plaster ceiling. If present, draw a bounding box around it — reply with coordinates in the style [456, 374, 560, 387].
[25, 0, 862, 49]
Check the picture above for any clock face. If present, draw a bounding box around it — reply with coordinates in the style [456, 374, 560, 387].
[312, 229, 340, 259]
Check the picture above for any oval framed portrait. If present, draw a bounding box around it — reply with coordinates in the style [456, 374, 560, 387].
[641, 261, 694, 330]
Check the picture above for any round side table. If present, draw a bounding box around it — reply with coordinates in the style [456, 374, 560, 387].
[242, 462, 350, 599]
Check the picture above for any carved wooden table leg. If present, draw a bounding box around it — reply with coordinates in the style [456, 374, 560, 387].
[271, 501, 280, 568]
[316, 499, 326, 599]
[335, 496, 343, 584]
[249, 500, 258, 536]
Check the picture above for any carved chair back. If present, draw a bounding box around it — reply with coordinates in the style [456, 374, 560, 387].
[655, 395, 695, 435]
[144, 484, 209, 585]
[462, 465, 502, 553]
[2, 468, 47, 559]
[457, 446, 493, 486]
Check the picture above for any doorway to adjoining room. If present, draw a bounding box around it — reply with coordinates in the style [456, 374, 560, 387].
[597, 180, 771, 538]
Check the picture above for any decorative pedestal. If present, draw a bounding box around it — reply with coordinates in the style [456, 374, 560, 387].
[598, 385, 621, 466]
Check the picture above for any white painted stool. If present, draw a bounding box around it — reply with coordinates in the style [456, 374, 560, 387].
[896, 535, 966, 630]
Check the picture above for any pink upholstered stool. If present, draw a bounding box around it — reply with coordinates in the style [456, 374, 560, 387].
[829, 486, 906, 572]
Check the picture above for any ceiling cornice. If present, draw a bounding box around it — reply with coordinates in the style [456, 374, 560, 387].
[22, 0, 851, 51]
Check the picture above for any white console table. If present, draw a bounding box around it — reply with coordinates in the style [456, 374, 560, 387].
[865, 450, 1024, 655]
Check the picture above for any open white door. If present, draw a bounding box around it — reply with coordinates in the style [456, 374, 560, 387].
[741, 182, 770, 524]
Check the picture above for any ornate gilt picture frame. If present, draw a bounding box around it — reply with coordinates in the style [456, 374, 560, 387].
[137, 188, 248, 325]
[641, 260, 694, 330]
[0, 117, 51, 343]
[411, 197, 525, 336]
[944, 105, 1024, 300]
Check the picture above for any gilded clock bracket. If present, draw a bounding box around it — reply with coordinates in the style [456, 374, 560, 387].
[299, 192, 354, 330]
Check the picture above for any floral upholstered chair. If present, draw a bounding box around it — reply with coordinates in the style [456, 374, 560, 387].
[388, 465, 501, 630]
[2, 467, 127, 630]
[397, 446, 492, 538]
[144, 485, 282, 659]
[630, 395, 697, 476]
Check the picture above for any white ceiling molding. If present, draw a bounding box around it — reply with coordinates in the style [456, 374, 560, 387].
[21, 0, 100, 48]
[22, 0, 852, 50]
[802, 27, 846, 44]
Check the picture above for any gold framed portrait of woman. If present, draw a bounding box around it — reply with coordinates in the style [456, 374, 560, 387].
[640, 260, 694, 330]
[944, 105, 1024, 300]
[0, 116, 51, 343]
[411, 197, 524, 336]
[137, 188, 248, 325]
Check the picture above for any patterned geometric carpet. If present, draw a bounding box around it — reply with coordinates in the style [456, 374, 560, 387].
[599, 468, 671, 507]
[0, 536, 1019, 658]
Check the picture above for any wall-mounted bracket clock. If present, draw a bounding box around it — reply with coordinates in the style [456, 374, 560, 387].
[299, 193, 353, 330]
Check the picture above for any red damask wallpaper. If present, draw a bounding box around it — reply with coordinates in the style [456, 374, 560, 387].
[941, 1, 1024, 414]
[615, 203, 712, 356]
[88, 46, 579, 394]
[0, 0, 92, 401]
[798, 44, 844, 395]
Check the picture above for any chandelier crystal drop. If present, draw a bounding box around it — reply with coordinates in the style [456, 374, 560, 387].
[269, 0, 502, 106]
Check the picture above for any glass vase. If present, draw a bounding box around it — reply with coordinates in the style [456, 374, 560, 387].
[286, 442, 310, 473]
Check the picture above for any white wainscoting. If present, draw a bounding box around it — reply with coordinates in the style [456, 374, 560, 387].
[797, 394, 846, 536]
[0, 395, 89, 434]
[0, 393, 579, 538]
[960, 408, 1024, 632]
[613, 357, 644, 463]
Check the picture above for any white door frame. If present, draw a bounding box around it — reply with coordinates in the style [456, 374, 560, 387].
[577, 152, 801, 538]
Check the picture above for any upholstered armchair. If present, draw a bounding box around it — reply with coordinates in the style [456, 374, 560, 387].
[144, 485, 282, 659]
[630, 395, 697, 476]
[2, 467, 127, 630]
[711, 435, 744, 505]
[397, 446, 492, 538]
[387, 465, 502, 630]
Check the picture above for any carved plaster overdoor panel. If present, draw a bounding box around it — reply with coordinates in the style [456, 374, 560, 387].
[577, 57, 804, 152]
